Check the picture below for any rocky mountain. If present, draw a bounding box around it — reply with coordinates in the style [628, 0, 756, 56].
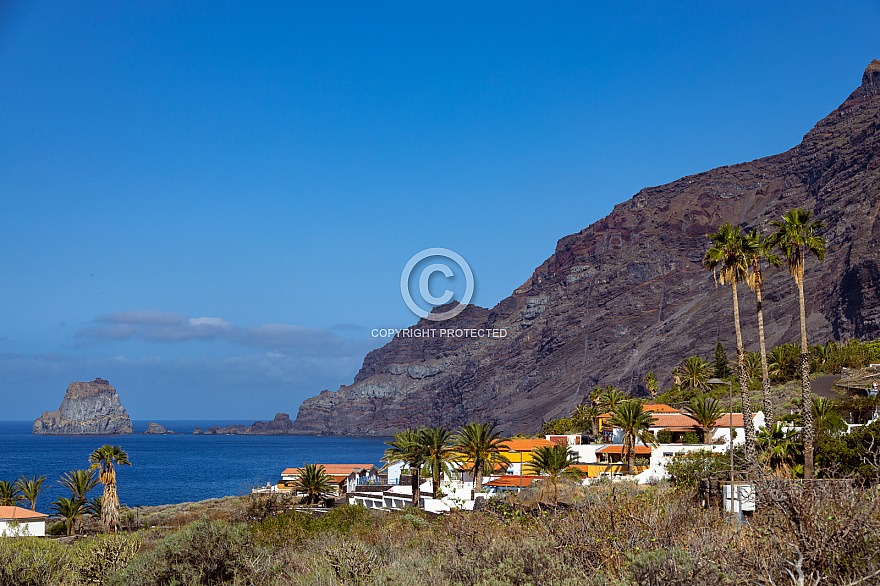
[291, 61, 880, 436]
[33, 378, 133, 435]
[195, 413, 296, 435]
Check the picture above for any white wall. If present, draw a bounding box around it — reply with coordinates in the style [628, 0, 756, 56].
[0, 519, 45, 537]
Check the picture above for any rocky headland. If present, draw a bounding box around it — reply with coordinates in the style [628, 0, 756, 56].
[194, 413, 295, 435]
[290, 60, 880, 436]
[33, 378, 133, 435]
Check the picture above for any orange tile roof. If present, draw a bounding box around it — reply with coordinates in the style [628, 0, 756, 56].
[484, 475, 543, 487]
[499, 438, 554, 452]
[282, 464, 376, 476]
[596, 445, 653, 455]
[647, 413, 700, 428]
[599, 404, 681, 418]
[0, 506, 48, 519]
[713, 413, 754, 427]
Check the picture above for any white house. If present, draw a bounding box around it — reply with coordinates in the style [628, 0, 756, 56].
[0, 506, 48, 537]
[279, 464, 380, 495]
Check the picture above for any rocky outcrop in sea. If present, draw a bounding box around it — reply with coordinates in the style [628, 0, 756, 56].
[33, 378, 133, 435]
[143, 422, 177, 435]
[199, 413, 296, 435]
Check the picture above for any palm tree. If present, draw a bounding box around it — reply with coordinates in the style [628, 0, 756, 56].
[14, 474, 46, 511]
[745, 229, 782, 428]
[452, 423, 511, 492]
[756, 423, 802, 478]
[526, 444, 581, 505]
[383, 428, 427, 507]
[51, 497, 85, 536]
[594, 386, 629, 413]
[768, 208, 826, 479]
[607, 401, 659, 472]
[768, 343, 799, 380]
[704, 223, 758, 463]
[88, 444, 131, 533]
[683, 397, 724, 443]
[58, 469, 99, 533]
[84, 496, 102, 519]
[294, 463, 334, 505]
[420, 427, 454, 499]
[681, 356, 712, 392]
[0, 480, 25, 507]
[645, 373, 659, 398]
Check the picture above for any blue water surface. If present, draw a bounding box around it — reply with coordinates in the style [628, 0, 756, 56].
[0, 420, 389, 509]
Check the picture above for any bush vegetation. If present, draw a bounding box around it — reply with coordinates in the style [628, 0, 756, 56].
[2, 478, 878, 585]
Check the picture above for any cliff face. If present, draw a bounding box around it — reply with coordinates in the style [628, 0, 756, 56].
[33, 378, 133, 435]
[291, 61, 880, 436]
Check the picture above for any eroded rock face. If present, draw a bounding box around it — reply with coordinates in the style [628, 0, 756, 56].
[33, 378, 133, 435]
[291, 61, 880, 436]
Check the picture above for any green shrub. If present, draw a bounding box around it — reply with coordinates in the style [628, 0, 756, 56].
[625, 547, 725, 585]
[47, 521, 67, 536]
[656, 429, 673, 443]
[664, 449, 730, 488]
[75, 534, 140, 585]
[683, 431, 701, 444]
[0, 537, 74, 586]
[112, 519, 276, 585]
[326, 541, 380, 585]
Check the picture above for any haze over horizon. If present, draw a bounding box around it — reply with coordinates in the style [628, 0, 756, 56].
[2, 1, 878, 420]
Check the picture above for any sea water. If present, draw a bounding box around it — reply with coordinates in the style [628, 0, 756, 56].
[0, 421, 389, 508]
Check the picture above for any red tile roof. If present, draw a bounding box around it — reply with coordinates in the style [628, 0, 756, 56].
[0, 506, 48, 519]
[647, 413, 700, 428]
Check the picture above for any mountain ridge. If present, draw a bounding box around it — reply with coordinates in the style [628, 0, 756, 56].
[290, 60, 880, 436]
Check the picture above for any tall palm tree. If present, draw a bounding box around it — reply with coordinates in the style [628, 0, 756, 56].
[420, 427, 454, 499]
[452, 423, 511, 492]
[683, 397, 724, 443]
[526, 444, 581, 505]
[294, 463, 334, 505]
[607, 401, 659, 472]
[745, 229, 782, 428]
[0, 480, 25, 507]
[88, 445, 131, 533]
[383, 428, 427, 507]
[51, 497, 85, 536]
[704, 223, 758, 463]
[14, 474, 46, 511]
[768, 208, 826, 479]
[681, 356, 712, 392]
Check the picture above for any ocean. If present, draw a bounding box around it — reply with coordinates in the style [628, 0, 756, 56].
[0, 420, 390, 509]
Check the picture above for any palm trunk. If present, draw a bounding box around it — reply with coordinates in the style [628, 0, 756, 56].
[756, 282, 775, 429]
[732, 282, 757, 464]
[102, 482, 120, 533]
[411, 467, 421, 507]
[796, 271, 815, 480]
[432, 464, 441, 500]
[627, 436, 635, 472]
[474, 461, 483, 492]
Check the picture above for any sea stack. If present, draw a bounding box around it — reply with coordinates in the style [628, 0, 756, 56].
[33, 378, 133, 435]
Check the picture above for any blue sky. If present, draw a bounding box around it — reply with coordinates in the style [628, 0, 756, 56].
[1, 1, 877, 420]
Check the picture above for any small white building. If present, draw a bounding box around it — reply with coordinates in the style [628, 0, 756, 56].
[0, 506, 48, 537]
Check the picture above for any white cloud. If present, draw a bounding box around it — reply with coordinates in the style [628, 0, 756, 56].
[76, 310, 237, 342]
